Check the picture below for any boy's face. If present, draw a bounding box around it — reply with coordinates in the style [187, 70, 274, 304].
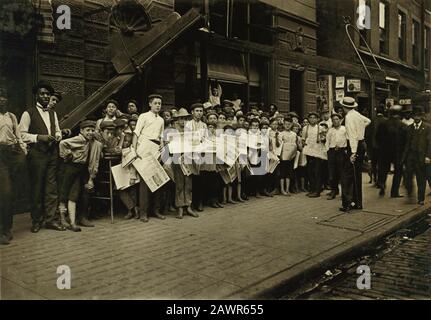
[81, 127, 95, 140]
[123, 135, 132, 148]
[0, 94, 7, 113]
[192, 107, 203, 120]
[284, 121, 293, 131]
[243, 121, 249, 130]
[37, 88, 50, 107]
[212, 87, 218, 96]
[292, 126, 300, 134]
[218, 114, 226, 122]
[261, 116, 269, 123]
[277, 117, 284, 125]
[207, 114, 218, 123]
[102, 128, 114, 141]
[322, 112, 330, 121]
[106, 103, 117, 117]
[48, 95, 60, 109]
[163, 111, 172, 121]
[270, 121, 278, 131]
[250, 122, 259, 131]
[237, 117, 245, 127]
[129, 120, 137, 131]
[308, 115, 318, 125]
[127, 103, 137, 114]
[303, 119, 309, 126]
[292, 117, 299, 124]
[177, 117, 186, 128]
[261, 124, 269, 131]
[149, 98, 162, 114]
[332, 116, 341, 127]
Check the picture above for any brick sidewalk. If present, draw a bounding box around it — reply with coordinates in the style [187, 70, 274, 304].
[0, 174, 429, 300]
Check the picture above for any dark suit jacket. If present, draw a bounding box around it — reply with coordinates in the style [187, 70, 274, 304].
[402, 122, 431, 164]
[375, 117, 407, 161]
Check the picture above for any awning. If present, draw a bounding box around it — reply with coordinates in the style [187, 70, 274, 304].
[113, 8, 203, 74]
[199, 47, 248, 83]
[60, 73, 135, 129]
[59, 8, 203, 129]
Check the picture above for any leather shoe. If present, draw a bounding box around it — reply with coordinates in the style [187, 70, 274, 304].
[418, 201, 425, 206]
[78, 218, 95, 227]
[68, 224, 81, 232]
[140, 215, 149, 223]
[327, 192, 336, 200]
[154, 212, 166, 220]
[45, 221, 67, 231]
[31, 223, 41, 233]
[308, 193, 320, 198]
[390, 194, 404, 198]
[339, 206, 352, 212]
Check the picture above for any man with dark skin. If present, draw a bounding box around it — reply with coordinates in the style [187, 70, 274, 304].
[19, 81, 65, 233]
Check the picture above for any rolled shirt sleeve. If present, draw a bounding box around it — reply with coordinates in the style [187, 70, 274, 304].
[19, 111, 38, 144]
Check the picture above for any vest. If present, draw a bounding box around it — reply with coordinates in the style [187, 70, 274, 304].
[26, 106, 57, 152]
[410, 126, 422, 153]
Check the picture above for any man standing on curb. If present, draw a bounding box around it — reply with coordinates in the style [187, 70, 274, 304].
[402, 106, 431, 206]
[19, 80, 65, 233]
[339, 97, 371, 212]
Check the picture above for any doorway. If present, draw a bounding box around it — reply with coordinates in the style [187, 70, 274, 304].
[289, 69, 304, 118]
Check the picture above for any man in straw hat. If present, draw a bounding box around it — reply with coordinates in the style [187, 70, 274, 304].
[339, 96, 371, 212]
[402, 105, 431, 206]
[19, 80, 65, 233]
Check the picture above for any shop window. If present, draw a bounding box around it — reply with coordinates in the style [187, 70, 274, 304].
[379, 1, 389, 54]
[249, 1, 274, 45]
[208, 0, 273, 45]
[398, 11, 406, 61]
[412, 20, 420, 66]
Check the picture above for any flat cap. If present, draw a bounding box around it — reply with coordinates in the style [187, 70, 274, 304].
[148, 93, 162, 100]
[330, 112, 343, 119]
[100, 120, 115, 130]
[190, 103, 204, 111]
[307, 111, 320, 118]
[79, 120, 96, 129]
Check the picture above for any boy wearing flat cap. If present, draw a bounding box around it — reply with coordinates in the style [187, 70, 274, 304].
[58, 120, 103, 231]
[19, 80, 64, 233]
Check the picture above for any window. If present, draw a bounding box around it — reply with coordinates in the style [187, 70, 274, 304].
[379, 1, 389, 54]
[425, 27, 430, 70]
[359, 0, 371, 47]
[398, 11, 406, 61]
[412, 20, 420, 66]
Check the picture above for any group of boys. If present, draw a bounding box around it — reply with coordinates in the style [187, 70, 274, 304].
[2, 78, 429, 246]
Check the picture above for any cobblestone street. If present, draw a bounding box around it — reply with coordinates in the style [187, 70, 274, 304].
[0, 175, 429, 300]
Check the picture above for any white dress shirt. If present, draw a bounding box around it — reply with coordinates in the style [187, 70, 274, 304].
[413, 121, 422, 130]
[134, 111, 164, 142]
[184, 119, 208, 140]
[325, 126, 348, 150]
[344, 109, 371, 153]
[19, 103, 62, 144]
